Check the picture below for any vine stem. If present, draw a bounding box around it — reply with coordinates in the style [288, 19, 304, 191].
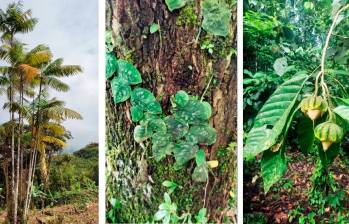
[200, 71, 214, 102]
[315, 4, 349, 98]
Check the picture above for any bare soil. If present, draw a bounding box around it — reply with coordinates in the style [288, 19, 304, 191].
[0, 201, 98, 224]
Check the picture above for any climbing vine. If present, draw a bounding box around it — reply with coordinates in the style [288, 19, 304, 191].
[106, 53, 217, 183]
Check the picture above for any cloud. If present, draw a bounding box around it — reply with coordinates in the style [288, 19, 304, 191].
[0, 0, 98, 151]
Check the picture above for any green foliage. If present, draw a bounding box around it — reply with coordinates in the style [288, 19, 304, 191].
[49, 144, 98, 193]
[201, 0, 231, 37]
[244, 73, 308, 160]
[165, 0, 187, 12]
[107, 198, 123, 224]
[244, 0, 349, 221]
[152, 182, 208, 224]
[334, 105, 349, 121]
[105, 54, 217, 184]
[261, 150, 287, 192]
[150, 23, 159, 34]
[106, 55, 143, 103]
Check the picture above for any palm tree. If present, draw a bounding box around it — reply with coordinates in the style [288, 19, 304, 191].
[0, 4, 38, 222]
[0, 41, 51, 223]
[0, 2, 37, 43]
[0, 3, 83, 223]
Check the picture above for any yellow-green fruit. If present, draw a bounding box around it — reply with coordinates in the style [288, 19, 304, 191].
[314, 122, 343, 151]
[300, 96, 328, 121]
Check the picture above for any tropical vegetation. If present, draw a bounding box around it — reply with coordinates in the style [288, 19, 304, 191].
[244, 0, 349, 223]
[0, 2, 88, 223]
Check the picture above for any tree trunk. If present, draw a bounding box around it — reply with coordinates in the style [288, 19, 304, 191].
[106, 0, 236, 222]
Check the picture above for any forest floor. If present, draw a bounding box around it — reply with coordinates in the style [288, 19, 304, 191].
[0, 200, 98, 224]
[244, 151, 349, 223]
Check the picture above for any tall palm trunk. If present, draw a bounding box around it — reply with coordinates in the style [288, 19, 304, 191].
[15, 73, 24, 221]
[38, 144, 49, 188]
[9, 84, 17, 224]
[23, 78, 43, 220]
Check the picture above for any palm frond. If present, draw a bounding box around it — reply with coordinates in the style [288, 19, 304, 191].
[42, 123, 65, 136]
[25, 50, 52, 67]
[41, 135, 66, 148]
[18, 64, 39, 81]
[45, 77, 69, 92]
[46, 106, 82, 121]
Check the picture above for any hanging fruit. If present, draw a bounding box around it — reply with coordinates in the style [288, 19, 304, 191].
[314, 121, 344, 151]
[300, 96, 328, 121]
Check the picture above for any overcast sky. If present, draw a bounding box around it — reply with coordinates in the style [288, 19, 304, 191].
[0, 0, 98, 151]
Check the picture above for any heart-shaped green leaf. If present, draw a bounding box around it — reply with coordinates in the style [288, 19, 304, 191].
[110, 76, 131, 103]
[146, 117, 167, 133]
[152, 133, 174, 161]
[174, 100, 212, 124]
[173, 142, 198, 169]
[106, 53, 118, 79]
[131, 87, 157, 108]
[195, 149, 206, 166]
[192, 164, 208, 182]
[201, 0, 231, 37]
[145, 101, 162, 114]
[130, 106, 143, 122]
[174, 90, 189, 107]
[164, 116, 189, 139]
[134, 125, 150, 143]
[116, 60, 142, 85]
[187, 124, 217, 145]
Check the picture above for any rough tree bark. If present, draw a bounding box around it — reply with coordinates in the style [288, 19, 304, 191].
[106, 0, 236, 222]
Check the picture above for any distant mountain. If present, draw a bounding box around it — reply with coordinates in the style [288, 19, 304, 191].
[73, 143, 98, 159]
[62, 142, 98, 154]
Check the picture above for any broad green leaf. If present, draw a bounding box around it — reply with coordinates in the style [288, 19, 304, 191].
[244, 73, 308, 159]
[334, 105, 349, 121]
[145, 101, 162, 114]
[201, 0, 231, 37]
[165, 0, 187, 11]
[130, 105, 143, 122]
[297, 116, 314, 154]
[334, 97, 349, 106]
[174, 99, 212, 124]
[116, 60, 142, 85]
[187, 124, 217, 145]
[192, 164, 208, 182]
[164, 116, 189, 139]
[106, 53, 117, 79]
[150, 23, 159, 34]
[131, 87, 157, 110]
[147, 117, 167, 133]
[261, 150, 287, 193]
[174, 90, 189, 107]
[110, 76, 131, 103]
[152, 133, 174, 161]
[134, 125, 150, 143]
[273, 57, 288, 76]
[195, 149, 206, 166]
[173, 142, 199, 169]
